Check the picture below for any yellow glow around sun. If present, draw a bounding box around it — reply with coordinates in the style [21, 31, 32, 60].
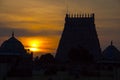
[29, 48, 39, 52]
[28, 40, 42, 52]
[19, 37, 58, 53]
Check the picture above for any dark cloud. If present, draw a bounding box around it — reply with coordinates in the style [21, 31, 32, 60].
[0, 26, 62, 37]
[96, 17, 120, 37]
[98, 27, 120, 37]
[0, 21, 42, 24]
[97, 18, 120, 23]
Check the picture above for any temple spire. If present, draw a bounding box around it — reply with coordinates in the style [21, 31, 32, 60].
[111, 40, 113, 46]
[65, 0, 69, 14]
[12, 31, 14, 37]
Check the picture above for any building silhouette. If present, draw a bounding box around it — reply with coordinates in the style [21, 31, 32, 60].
[55, 13, 101, 63]
[102, 41, 120, 62]
[0, 32, 33, 78]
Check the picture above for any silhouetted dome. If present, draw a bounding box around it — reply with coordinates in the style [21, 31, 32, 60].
[0, 32, 26, 55]
[102, 41, 120, 61]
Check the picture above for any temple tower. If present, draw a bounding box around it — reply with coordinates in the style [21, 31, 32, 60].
[55, 13, 101, 63]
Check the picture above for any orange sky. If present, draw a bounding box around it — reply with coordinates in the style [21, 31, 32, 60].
[0, 0, 120, 56]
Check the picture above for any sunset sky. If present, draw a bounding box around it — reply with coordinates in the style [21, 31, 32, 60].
[0, 0, 120, 56]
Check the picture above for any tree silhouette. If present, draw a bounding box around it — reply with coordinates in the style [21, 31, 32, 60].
[38, 54, 57, 75]
[34, 56, 40, 65]
[39, 53, 55, 65]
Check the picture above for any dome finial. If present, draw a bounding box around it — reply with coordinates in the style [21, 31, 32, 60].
[12, 31, 14, 37]
[111, 40, 113, 46]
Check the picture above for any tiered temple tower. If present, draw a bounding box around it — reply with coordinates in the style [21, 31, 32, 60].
[55, 13, 101, 63]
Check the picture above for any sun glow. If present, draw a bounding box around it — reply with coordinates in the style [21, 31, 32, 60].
[28, 39, 42, 52]
[29, 47, 39, 52]
[19, 37, 58, 54]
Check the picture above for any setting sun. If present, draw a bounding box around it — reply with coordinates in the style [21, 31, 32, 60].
[26, 39, 43, 52]
[29, 48, 39, 52]
[19, 37, 59, 54]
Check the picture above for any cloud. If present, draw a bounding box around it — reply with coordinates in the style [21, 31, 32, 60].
[0, 26, 62, 37]
[98, 27, 120, 37]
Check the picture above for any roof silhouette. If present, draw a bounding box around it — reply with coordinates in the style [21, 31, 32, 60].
[102, 41, 120, 61]
[0, 32, 26, 55]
